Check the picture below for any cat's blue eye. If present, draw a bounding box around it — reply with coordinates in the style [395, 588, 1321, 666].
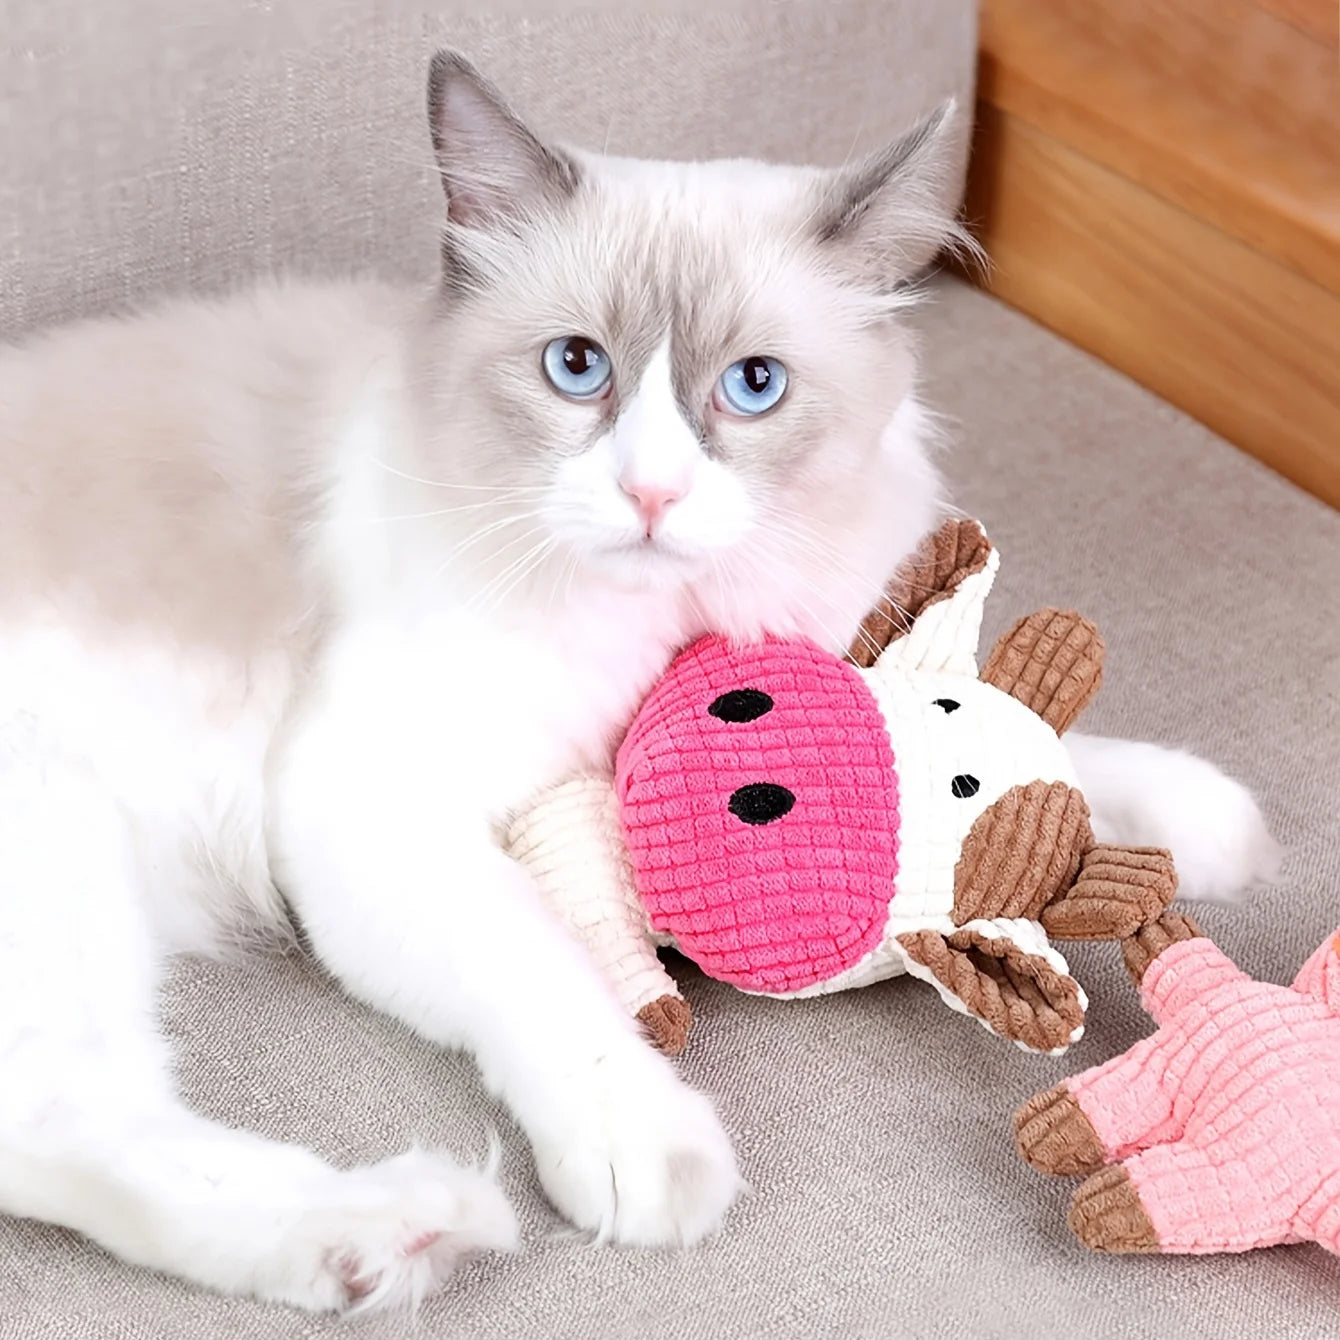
[542, 335, 612, 400]
[715, 356, 788, 416]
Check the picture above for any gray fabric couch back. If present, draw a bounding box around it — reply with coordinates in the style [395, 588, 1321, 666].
[0, 0, 977, 336]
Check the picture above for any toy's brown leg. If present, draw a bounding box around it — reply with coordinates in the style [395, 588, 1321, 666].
[1077, 1143, 1297, 1254]
[1068, 1165, 1159, 1252]
[636, 995, 693, 1057]
[1014, 1085, 1107, 1176]
[1018, 1028, 1188, 1176]
[1121, 909, 1204, 987]
[1041, 845, 1177, 941]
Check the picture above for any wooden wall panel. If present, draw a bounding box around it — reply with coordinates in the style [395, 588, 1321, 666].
[970, 0, 1340, 507]
[966, 106, 1340, 508]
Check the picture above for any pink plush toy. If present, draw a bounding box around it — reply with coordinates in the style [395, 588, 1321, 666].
[1016, 914, 1340, 1257]
[507, 520, 1176, 1058]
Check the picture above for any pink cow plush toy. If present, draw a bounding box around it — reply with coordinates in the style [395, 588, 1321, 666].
[1016, 913, 1340, 1258]
[506, 520, 1175, 1057]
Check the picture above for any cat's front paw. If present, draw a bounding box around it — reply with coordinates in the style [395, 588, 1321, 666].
[531, 1047, 740, 1247]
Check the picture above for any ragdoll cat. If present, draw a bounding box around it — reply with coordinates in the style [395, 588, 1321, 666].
[0, 51, 1278, 1313]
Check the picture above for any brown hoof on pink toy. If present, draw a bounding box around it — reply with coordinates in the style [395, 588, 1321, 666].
[1068, 1165, 1159, 1253]
[1014, 1085, 1107, 1176]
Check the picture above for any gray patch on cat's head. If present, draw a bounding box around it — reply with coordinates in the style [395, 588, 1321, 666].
[427, 49, 582, 294]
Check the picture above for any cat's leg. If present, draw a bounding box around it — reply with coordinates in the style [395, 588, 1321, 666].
[1064, 734, 1280, 902]
[273, 750, 740, 1247]
[0, 747, 515, 1313]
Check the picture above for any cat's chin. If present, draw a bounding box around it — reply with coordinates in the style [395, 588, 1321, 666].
[580, 537, 712, 592]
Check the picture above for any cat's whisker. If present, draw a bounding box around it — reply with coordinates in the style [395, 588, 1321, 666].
[447, 525, 549, 600]
[431, 511, 546, 582]
[753, 510, 890, 632]
[350, 496, 535, 525]
[371, 457, 546, 495]
[546, 546, 578, 619]
[736, 524, 886, 659]
[468, 534, 558, 617]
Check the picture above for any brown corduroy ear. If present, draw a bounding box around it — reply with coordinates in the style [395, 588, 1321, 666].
[897, 928, 1086, 1053]
[847, 517, 992, 668]
[980, 608, 1105, 735]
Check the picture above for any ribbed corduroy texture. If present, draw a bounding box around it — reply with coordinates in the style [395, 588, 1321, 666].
[616, 637, 900, 993]
[5, 0, 1340, 1328]
[1059, 935, 1340, 1255]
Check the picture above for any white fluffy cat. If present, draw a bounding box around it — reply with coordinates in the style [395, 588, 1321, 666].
[0, 52, 1278, 1313]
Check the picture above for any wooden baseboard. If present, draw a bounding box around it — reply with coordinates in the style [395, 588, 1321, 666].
[965, 104, 1340, 508]
[968, 0, 1340, 508]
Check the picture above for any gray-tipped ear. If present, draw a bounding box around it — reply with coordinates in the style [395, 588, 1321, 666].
[427, 50, 579, 231]
[814, 99, 964, 285]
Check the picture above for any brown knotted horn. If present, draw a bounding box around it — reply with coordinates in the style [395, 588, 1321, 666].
[980, 608, 1105, 735]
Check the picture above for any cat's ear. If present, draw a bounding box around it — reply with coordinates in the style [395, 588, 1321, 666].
[427, 50, 580, 231]
[812, 100, 966, 286]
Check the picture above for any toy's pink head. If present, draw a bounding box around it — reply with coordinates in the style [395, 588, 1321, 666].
[615, 636, 899, 993]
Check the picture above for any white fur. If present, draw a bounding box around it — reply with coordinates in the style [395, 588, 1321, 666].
[1065, 733, 1282, 903]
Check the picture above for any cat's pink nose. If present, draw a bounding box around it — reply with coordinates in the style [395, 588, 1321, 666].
[620, 477, 685, 535]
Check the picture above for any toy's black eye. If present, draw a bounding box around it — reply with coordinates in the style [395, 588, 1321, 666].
[934, 698, 960, 713]
[709, 688, 774, 723]
[729, 782, 795, 825]
[950, 774, 981, 799]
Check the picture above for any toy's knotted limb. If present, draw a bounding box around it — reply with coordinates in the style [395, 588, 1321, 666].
[1041, 847, 1178, 943]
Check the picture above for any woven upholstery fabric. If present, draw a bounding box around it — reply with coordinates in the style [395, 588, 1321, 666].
[616, 637, 899, 993]
[1059, 935, 1340, 1255]
[0, 0, 974, 338]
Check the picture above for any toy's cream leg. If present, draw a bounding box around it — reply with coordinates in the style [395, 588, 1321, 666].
[507, 777, 691, 1055]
